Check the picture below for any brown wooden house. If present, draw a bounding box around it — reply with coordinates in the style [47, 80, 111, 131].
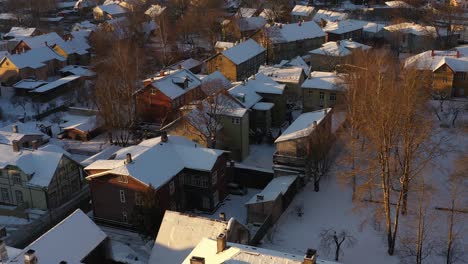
[136, 69, 203, 125]
[85, 134, 228, 226]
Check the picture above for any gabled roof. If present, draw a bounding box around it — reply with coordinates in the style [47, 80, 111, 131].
[404, 50, 468, 72]
[13, 79, 48, 90]
[143, 69, 202, 99]
[0, 122, 49, 144]
[246, 175, 297, 204]
[266, 21, 326, 44]
[30, 75, 80, 93]
[200, 71, 233, 93]
[0, 143, 73, 187]
[229, 73, 285, 108]
[301, 71, 344, 90]
[259, 65, 304, 84]
[7, 209, 107, 264]
[85, 135, 225, 189]
[383, 22, 446, 37]
[18, 32, 65, 50]
[309, 40, 371, 57]
[275, 109, 331, 143]
[222, 39, 265, 65]
[214, 41, 234, 50]
[455, 45, 468, 57]
[313, 9, 348, 23]
[385, 0, 413, 8]
[2, 46, 65, 70]
[323, 19, 364, 34]
[95, 3, 128, 15]
[60, 65, 96, 77]
[278, 56, 310, 75]
[56, 30, 91, 55]
[236, 7, 257, 18]
[291, 5, 315, 16]
[4, 27, 37, 39]
[149, 211, 238, 264]
[182, 238, 340, 264]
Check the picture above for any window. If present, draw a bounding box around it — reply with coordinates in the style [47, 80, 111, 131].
[232, 117, 240, 125]
[1, 188, 9, 202]
[15, 190, 23, 204]
[119, 190, 126, 203]
[135, 192, 142, 206]
[319, 92, 325, 100]
[169, 180, 175, 195]
[201, 176, 209, 188]
[308, 89, 313, 94]
[212, 171, 217, 186]
[122, 211, 128, 223]
[118, 175, 128, 183]
[202, 196, 210, 209]
[150, 88, 157, 95]
[330, 93, 337, 101]
[12, 174, 21, 185]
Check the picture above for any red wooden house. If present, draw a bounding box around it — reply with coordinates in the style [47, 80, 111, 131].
[84, 133, 228, 227]
[136, 69, 203, 125]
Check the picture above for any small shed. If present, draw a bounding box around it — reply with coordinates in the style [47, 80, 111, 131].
[246, 175, 298, 224]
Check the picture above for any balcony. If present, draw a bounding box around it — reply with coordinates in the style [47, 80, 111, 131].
[273, 152, 307, 168]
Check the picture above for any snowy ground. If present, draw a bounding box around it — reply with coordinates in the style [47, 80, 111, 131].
[260, 102, 468, 264]
[240, 144, 275, 171]
[100, 225, 152, 264]
[198, 189, 261, 225]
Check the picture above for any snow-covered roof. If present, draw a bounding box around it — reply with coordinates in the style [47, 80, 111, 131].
[71, 20, 97, 31]
[259, 8, 275, 20]
[252, 102, 274, 111]
[3, 46, 65, 70]
[302, 71, 344, 91]
[7, 209, 107, 264]
[145, 4, 166, 18]
[361, 21, 385, 33]
[215, 41, 234, 50]
[309, 40, 371, 57]
[258, 65, 304, 84]
[275, 109, 331, 143]
[228, 73, 284, 108]
[238, 16, 267, 32]
[85, 135, 225, 189]
[323, 19, 364, 34]
[455, 45, 468, 57]
[0, 122, 49, 145]
[95, 3, 128, 15]
[200, 71, 232, 92]
[80, 145, 123, 167]
[74, 0, 97, 9]
[60, 65, 96, 77]
[266, 21, 326, 44]
[222, 39, 265, 65]
[57, 1, 76, 9]
[236, 7, 257, 18]
[278, 56, 310, 75]
[13, 79, 48, 90]
[169, 58, 202, 71]
[149, 211, 233, 264]
[246, 175, 297, 204]
[291, 5, 315, 17]
[0, 143, 72, 187]
[19, 32, 65, 50]
[384, 22, 445, 37]
[182, 238, 340, 264]
[63, 115, 97, 133]
[144, 69, 202, 99]
[385, 1, 413, 8]
[4, 27, 37, 39]
[57, 31, 91, 55]
[30, 75, 80, 93]
[313, 9, 348, 23]
[404, 50, 468, 72]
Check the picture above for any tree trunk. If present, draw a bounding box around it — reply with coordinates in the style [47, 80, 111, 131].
[446, 200, 454, 264]
[335, 244, 340, 261]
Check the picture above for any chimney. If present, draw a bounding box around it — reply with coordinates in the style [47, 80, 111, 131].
[431, 50, 435, 57]
[303, 248, 317, 264]
[125, 153, 132, 164]
[324, 108, 328, 115]
[279, 23, 282, 29]
[59, 262, 67, 264]
[177, 64, 183, 70]
[161, 131, 168, 143]
[31, 140, 39, 150]
[160, 70, 165, 76]
[24, 249, 37, 264]
[190, 256, 205, 264]
[0, 240, 8, 262]
[456, 50, 460, 58]
[219, 212, 226, 221]
[44, 41, 48, 47]
[12, 140, 20, 152]
[217, 233, 227, 253]
[312, 121, 317, 128]
[12, 124, 18, 133]
[256, 194, 264, 201]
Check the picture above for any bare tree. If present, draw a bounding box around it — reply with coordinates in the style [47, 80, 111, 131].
[320, 228, 357, 261]
[132, 184, 165, 238]
[11, 96, 30, 119]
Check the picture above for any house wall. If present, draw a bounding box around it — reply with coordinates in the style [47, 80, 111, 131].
[259, 93, 286, 127]
[327, 29, 363, 42]
[136, 86, 173, 124]
[302, 88, 340, 112]
[47, 156, 83, 209]
[206, 54, 238, 82]
[246, 195, 282, 223]
[163, 118, 210, 146]
[93, 8, 105, 21]
[0, 58, 19, 83]
[453, 71, 468, 97]
[432, 65, 455, 96]
[220, 112, 249, 161]
[268, 37, 325, 64]
[0, 167, 46, 209]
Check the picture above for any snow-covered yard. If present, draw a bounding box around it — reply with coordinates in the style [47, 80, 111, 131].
[240, 144, 275, 171]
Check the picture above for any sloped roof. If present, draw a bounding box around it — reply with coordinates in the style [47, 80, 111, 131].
[291, 5, 315, 16]
[238, 16, 267, 32]
[4, 27, 37, 39]
[323, 19, 364, 34]
[385, 0, 413, 8]
[200, 71, 232, 91]
[313, 9, 348, 23]
[60, 65, 96, 77]
[302, 71, 344, 90]
[404, 50, 468, 72]
[20, 32, 65, 49]
[3, 46, 65, 70]
[229, 73, 284, 108]
[149, 211, 233, 264]
[30, 75, 80, 93]
[85, 135, 225, 189]
[145, 4, 166, 18]
[384, 22, 445, 37]
[278, 56, 310, 75]
[0, 122, 49, 145]
[455, 45, 468, 57]
[266, 21, 325, 44]
[236, 7, 257, 18]
[259, 65, 304, 84]
[182, 238, 340, 264]
[7, 209, 107, 264]
[309, 40, 371, 57]
[246, 175, 297, 204]
[13, 79, 48, 90]
[144, 69, 202, 99]
[275, 109, 331, 143]
[222, 39, 265, 65]
[95, 3, 128, 15]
